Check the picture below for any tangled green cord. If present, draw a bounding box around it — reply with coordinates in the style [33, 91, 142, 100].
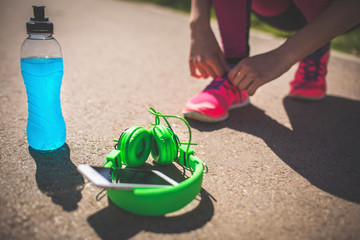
[148, 107, 197, 163]
[111, 107, 207, 173]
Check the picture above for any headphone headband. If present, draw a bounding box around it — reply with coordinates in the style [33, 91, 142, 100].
[102, 108, 208, 216]
[106, 147, 205, 215]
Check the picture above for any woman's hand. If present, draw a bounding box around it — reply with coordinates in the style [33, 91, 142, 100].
[228, 49, 292, 96]
[189, 26, 228, 79]
[228, 0, 360, 96]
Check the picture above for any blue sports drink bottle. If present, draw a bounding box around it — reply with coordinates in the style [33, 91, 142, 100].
[21, 6, 66, 151]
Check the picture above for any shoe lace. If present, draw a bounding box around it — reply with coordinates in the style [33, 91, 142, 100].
[205, 76, 236, 94]
[299, 46, 329, 82]
[301, 57, 327, 82]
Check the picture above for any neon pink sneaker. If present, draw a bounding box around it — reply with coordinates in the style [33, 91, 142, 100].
[183, 76, 249, 122]
[289, 44, 330, 100]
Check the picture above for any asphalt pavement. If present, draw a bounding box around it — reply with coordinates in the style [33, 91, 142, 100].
[0, 0, 359, 239]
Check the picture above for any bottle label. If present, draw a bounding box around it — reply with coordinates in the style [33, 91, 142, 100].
[21, 57, 66, 150]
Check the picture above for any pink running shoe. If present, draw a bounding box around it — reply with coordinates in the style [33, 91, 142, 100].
[183, 75, 249, 122]
[289, 44, 330, 100]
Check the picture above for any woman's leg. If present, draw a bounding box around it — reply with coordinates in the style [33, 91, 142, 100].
[252, 0, 290, 17]
[252, 0, 306, 31]
[183, 0, 252, 122]
[212, 0, 252, 64]
[294, 0, 333, 22]
[252, 0, 333, 31]
[253, 0, 333, 100]
[287, 0, 333, 99]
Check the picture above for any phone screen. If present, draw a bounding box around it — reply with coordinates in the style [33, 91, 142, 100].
[92, 166, 175, 186]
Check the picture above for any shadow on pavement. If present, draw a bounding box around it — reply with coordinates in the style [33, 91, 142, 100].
[29, 143, 84, 211]
[187, 95, 360, 203]
[88, 189, 214, 240]
[87, 163, 215, 240]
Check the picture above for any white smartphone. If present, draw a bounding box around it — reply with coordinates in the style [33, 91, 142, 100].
[77, 164, 179, 189]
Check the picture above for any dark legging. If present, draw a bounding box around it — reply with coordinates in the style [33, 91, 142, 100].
[212, 0, 333, 63]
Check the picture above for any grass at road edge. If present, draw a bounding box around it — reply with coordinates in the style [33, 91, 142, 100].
[122, 0, 360, 57]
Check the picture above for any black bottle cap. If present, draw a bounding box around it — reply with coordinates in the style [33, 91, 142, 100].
[26, 6, 53, 34]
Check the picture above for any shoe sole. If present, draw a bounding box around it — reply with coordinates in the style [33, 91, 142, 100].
[183, 98, 250, 123]
[288, 93, 326, 101]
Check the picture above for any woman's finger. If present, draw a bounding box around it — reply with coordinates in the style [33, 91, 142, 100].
[247, 80, 261, 96]
[207, 57, 226, 77]
[196, 63, 209, 79]
[237, 75, 253, 91]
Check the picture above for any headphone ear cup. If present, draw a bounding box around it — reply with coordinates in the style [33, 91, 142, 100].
[118, 126, 151, 167]
[150, 125, 178, 165]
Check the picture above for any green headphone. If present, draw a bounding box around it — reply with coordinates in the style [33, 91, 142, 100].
[102, 108, 208, 216]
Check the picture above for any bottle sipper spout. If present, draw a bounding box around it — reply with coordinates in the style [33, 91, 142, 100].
[27, 6, 53, 34]
[31, 6, 48, 21]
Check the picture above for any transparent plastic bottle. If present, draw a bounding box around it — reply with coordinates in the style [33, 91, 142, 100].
[21, 6, 66, 151]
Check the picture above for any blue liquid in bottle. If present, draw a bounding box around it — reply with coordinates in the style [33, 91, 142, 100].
[21, 57, 66, 150]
